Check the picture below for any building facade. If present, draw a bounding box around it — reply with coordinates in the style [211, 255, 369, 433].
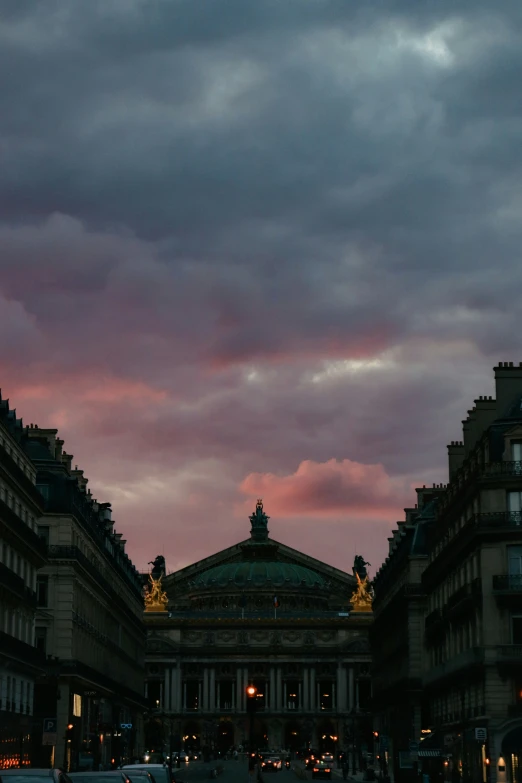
[144, 501, 373, 765]
[371, 486, 444, 782]
[372, 363, 522, 783]
[0, 395, 47, 768]
[21, 425, 147, 771]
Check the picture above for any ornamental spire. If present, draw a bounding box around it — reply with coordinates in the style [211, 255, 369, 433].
[249, 498, 269, 541]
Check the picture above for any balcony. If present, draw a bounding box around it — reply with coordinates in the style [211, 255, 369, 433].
[492, 575, 522, 607]
[496, 645, 522, 664]
[0, 562, 37, 607]
[48, 545, 145, 632]
[476, 511, 522, 529]
[423, 647, 484, 688]
[493, 574, 522, 593]
[443, 579, 482, 622]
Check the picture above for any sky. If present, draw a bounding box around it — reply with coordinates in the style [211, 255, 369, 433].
[1, 0, 521, 576]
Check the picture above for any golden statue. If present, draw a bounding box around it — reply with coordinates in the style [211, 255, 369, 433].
[144, 573, 168, 613]
[351, 572, 373, 613]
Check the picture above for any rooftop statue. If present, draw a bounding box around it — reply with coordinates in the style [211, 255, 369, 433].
[351, 555, 373, 613]
[144, 573, 168, 613]
[353, 554, 370, 581]
[249, 498, 270, 541]
[148, 554, 166, 580]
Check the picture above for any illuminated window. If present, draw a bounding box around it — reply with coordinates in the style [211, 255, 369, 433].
[73, 694, 82, 717]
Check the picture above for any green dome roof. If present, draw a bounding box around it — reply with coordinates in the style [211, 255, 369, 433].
[191, 560, 327, 591]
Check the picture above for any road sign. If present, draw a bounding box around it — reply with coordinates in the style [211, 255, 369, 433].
[42, 718, 57, 746]
[475, 728, 487, 742]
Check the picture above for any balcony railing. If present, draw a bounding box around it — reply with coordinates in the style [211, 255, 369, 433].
[475, 511, 522, 528]
[0, 561, 37, 606]
[48, 545, 145, 632]
[493, 574, 522, 593]
[166, 609, 353, 620]
[497, 645, 522, 662]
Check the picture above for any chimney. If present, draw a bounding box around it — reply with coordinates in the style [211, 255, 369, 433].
[448, 441, 465, 480]
[55, 438, 64, 460]
[494, 363, 522, 417]
[462, 410, 477, 457]
[62, 452, 73, 472]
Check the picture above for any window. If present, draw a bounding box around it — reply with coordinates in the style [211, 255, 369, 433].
[509, 547, 522, 576]
[512, 441, 522, 464]
[36, 575, 49, 607]
[36, 484, 51, 503]
[35, 627, 47, 656]
[38, 526, 50, 546]
[73, 693, 82, 717]
[513, 616, 522, 645]
[508, 492, 522, 522]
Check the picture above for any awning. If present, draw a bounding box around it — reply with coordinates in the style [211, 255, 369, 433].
[418, 749, 442, 758]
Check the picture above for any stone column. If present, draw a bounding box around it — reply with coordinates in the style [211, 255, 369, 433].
[332, 681, 336, 711]
[303, 668, 309, 712]
[270, 667, 276, 710]
[198, 681, 202, 711]
[348, 667, 354, 710]
[217, 682, 221, 711]
[203, 668, 209, 712]
[276, 667, 282, 710]
[236, 668, 242, 712]
[337, 664, 346, 712]
[164, 668, 171, 711]
[298, 682, 302, 710]
[210, 668, 216, 711]
[310, 669, 316, 711]
[283, 680, 287, 710]
[183, 682, 187, 711]
[243, 668, 248, 711]
[175, 664, 182, 711]
[170, 668, 175, 713]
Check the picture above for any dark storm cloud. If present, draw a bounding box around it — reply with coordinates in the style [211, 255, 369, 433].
[1, 0, 521, 571]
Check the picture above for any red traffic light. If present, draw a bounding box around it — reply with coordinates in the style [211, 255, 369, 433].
[67, 723, 74, 730]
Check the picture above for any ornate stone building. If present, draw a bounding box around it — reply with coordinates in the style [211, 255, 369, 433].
[372, 363, 522, 783]
[144, 501, 373, 760]
[21, 425, 147, 771]
[0, 394, 47, 768]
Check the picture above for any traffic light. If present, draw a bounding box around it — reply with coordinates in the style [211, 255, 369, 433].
[66, 723, 75, 743]
[373, 732, 379, 739]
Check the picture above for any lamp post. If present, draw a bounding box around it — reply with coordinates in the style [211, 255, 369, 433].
[246, 684, 258, 774]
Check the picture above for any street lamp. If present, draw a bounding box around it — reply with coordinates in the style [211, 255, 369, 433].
[246, 685, 258, 763]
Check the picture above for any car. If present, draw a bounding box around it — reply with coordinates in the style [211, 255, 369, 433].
[70, 771, 156, 783]
[312, 761, 332, 780]
[305, 753, 318, 770]
[321, 755, 334, 764]
[69, 774, 133, 783]
[260, 758, 279, 774]
[0, 771, 72, 783]
[120, 764, 183, 783]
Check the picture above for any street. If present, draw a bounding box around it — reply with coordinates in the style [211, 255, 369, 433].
[173, 760, 343, 783]
[174, 760, 298, 783]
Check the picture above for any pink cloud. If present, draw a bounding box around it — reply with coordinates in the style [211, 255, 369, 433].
[240, 458, 411, 518]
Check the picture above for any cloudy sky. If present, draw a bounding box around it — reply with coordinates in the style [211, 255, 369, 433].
[1, 0, 521, 575]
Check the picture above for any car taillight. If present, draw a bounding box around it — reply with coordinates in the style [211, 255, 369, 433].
[325, 769, 331, 773]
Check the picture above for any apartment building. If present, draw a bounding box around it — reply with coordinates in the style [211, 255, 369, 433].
[21, 425, 147, 771]
[371, 487, 444, 783]
[372, 363, 522, 783]
[0, 394, 47, 768]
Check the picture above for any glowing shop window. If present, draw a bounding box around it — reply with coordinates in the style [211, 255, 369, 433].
[73, 694, 82, 717]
